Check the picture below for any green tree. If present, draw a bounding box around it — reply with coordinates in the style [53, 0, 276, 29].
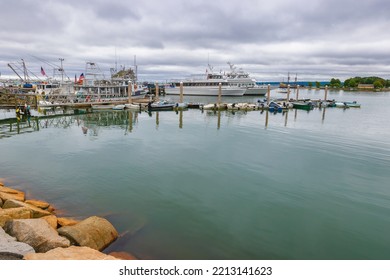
[349, 79, 358, 88]
[373, 80, 383, 89]
[308, 82, 313, 88]
[329, 78, 341, 88]
[315, 81, 321, 88]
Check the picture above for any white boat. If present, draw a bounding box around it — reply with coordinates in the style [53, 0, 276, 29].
[125, 103, 147, 110]
[174, 102, 188, 109]
[226, 62, 267, 95]
[112, 104, 125, 110]
[201, 103, 227, 110]
[147, 100, 175, 111]
[91, 104, 114, 110]
[165, 70, 245, 96]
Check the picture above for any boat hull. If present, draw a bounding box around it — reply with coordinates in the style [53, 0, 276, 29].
[292, 102, 314, 110]
[244, 87, 267, 96]
[165, 86, 245, 96]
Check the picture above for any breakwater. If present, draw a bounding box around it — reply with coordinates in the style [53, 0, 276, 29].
[0, 180, 135, 260]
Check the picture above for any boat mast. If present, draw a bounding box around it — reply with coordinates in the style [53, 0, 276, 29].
[134, 55, 137, 82]
[7, 63, 23, 81]
[21, 59, 29, 83]
[59, 58, 64, 83]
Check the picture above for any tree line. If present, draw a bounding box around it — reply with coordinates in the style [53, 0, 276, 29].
[307, 76, 390, 89]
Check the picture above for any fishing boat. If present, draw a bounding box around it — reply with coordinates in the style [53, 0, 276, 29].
[292, 101, 314, 110]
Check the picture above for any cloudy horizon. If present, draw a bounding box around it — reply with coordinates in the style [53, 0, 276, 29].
[1, 0, 390, 82]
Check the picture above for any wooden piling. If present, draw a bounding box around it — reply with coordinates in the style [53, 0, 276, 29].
[217, 110, 221, 129]
[286, 85, 290, 102]
[218, 83, 222, 105]
[267, 84, 271, 105]
[179, 82, 183, 103]
[324, 85, 328, 101]
[296, 85, 300, 101]
[128, 82, 133, 104]
[156, 82, 159, 102]
[179, 110, 183, 129]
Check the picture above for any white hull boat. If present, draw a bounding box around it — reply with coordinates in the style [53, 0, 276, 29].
[165, 86, 245, 96]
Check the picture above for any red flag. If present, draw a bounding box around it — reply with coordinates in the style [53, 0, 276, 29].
[40, 66, 46, 76]
[78, 73, 84, 84]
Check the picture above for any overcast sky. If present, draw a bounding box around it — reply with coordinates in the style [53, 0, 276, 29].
[1, 0, 389, 82]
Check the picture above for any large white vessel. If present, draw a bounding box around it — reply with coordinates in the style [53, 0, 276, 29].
[165, 71, 246, 96]
[226, 62, 267, 95]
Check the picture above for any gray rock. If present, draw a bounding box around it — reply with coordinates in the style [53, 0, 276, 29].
[0, 227, 35, 258]
[4, 219, 70, 253]
[0, 252, 23, 260]
[58, 216, 118, 251]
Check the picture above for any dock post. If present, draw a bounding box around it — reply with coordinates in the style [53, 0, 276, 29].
[128, 82, 133, 104]
[287, 85, 290, 102]
[217, 110, 221, 129]
[155, 82, 160, 102]
[179, 82, 184, 103]
[296, 85, 300, 101]
[128, 110, 133, 132]
[218, 83, 222, 105]
[179, 110, 183, 129]
[324, 85, 328, 101]
[267, 84, 270, 105]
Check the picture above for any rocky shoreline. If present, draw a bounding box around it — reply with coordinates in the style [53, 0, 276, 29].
[0, 180, 134, 260]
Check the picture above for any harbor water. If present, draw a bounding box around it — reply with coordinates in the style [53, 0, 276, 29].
[1, 89, 390, 259]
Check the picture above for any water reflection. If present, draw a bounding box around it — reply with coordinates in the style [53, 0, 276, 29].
[0, 106, 335, 139]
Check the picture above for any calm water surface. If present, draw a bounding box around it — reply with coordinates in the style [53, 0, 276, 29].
[1, 89, 390, 259]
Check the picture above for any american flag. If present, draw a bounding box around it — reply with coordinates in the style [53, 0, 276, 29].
[40, 66, 46, 76]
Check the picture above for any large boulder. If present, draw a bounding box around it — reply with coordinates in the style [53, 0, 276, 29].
[0, 227, 35, 258]
[25, 199, 50, 210]
[57, 217, 79, 227]
[0, 186, 25, 202]
[4, 219, 70, 253]
[0, 207, 31, 227]
[40, 215, 58, 229]
[24, 246, 119, 260]
[58, 216, 118, 251]
[2, 199, 51, 218]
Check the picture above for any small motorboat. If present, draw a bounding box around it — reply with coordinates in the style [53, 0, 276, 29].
[125, 103, 147, 110]
[201, 103, 227, 110]
[292, 101, 314, 110]
[92, 104, 114, 110]
[147, 100, 175, 111]
[112, 104, 126, 110]
[174, 102, 188, 109]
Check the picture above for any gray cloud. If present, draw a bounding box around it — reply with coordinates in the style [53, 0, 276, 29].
[1, 0, 389, 81]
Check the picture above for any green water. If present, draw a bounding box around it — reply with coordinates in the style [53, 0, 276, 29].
[1, 89, 390, 259]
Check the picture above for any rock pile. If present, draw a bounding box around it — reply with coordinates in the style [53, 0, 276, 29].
[0, 181, 121, 260]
